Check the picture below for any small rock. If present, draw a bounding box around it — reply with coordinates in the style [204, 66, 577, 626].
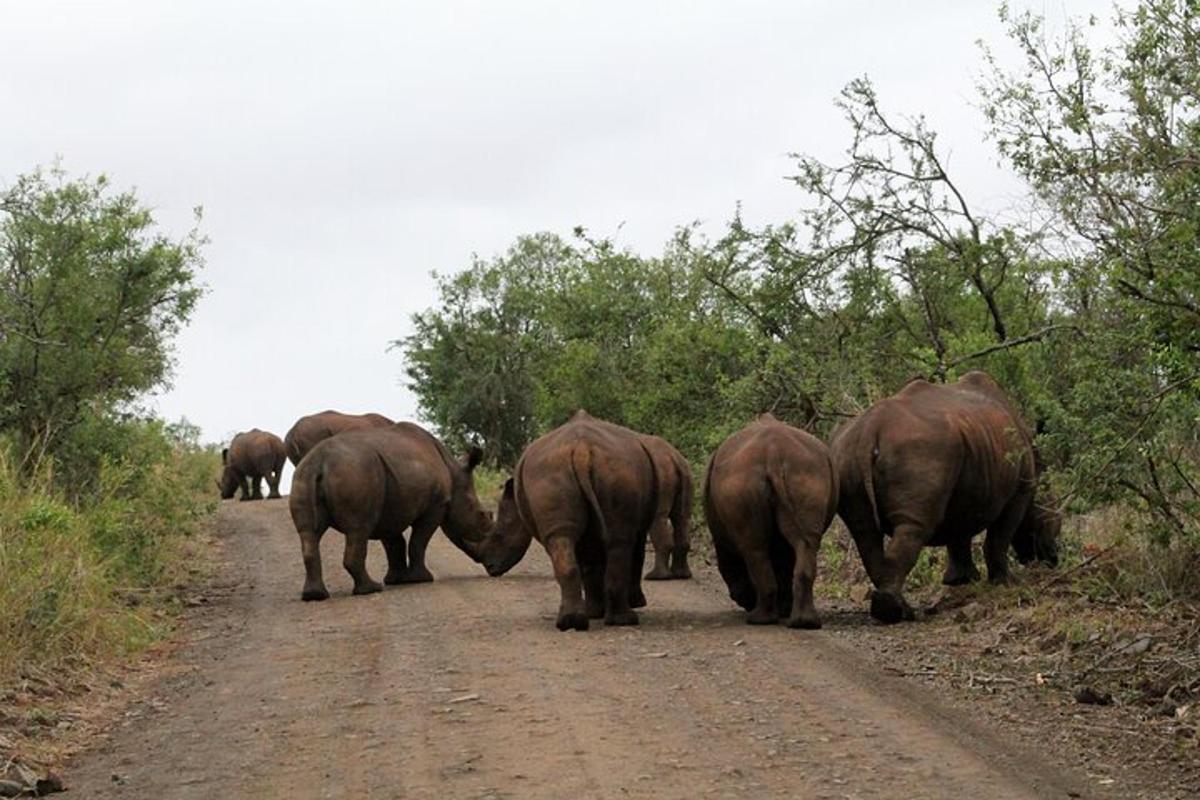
[953, 602, 986, 624]
[448, 693, 480, 704]
[850, 584, 873, 604]
[1114, 635, 1153, 656]
[1037, 631, 1066, 653]
[641, 652, 668, 659]
[1073, 686, 1113, 706]
[36, 771, 65, 795]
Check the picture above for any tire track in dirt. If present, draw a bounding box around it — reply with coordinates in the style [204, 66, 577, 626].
[65, 501, 1094, 799]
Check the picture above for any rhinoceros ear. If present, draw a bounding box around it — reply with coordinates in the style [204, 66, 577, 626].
[464, 446, 483, 472]
[221, 447, 229, 464]
[503, 477, 514, 498]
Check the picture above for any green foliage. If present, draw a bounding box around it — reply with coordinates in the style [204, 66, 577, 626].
[401, 0, 1200, 585]
[399, 229, 765, 465]
[0, 167, 205, 471]
[0, 421, 218, 687]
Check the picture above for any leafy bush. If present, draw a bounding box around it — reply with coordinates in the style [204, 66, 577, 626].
[0, 420, 218, 689]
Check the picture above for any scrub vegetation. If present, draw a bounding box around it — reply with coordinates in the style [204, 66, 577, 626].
[403, 0, 1200, 604]
[0, 168, 215, 695]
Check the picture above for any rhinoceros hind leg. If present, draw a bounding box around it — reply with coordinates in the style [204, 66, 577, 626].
[546, 534, 589, 631]
[582, 563, 605, 619]
[603, 536, 640, 626]
[644, 519, 673, 580]
[644, 550, 672, 580]
[299, 527, 328, 601]
[669, 545, 692, 580]
[743, 546, 781, 625]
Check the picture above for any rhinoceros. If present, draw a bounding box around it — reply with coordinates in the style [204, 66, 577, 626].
[705, 414, 838, 629]
[831, 371, 1060, 624]
[219, 429, 287, 501]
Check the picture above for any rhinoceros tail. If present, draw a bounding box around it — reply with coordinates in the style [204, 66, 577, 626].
[860, 428, 883, 535]
[570, 443, 607, 544]
[288, 458, 330, 538]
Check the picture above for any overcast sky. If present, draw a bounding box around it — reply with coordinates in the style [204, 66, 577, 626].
[2, 1, 1112, 475]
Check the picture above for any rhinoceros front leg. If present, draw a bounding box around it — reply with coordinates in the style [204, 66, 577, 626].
[342, 529, 383, 596]
[266, 468, 283, 500]
[984, 495, 1028, 585]
[399, 512, 440, 583]
[942, 537, 981, 585]
[628, 527, 648, 610]
[382, 533, 409, 585]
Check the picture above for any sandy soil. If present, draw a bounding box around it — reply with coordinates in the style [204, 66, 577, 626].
[63, 500, 1105, 799]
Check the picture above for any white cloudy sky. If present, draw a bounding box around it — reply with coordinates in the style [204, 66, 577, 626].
[2, 1, 1111, 467]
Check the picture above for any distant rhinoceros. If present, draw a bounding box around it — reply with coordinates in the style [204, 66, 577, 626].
[478, 411, 662, 631]
[283, 410, 395, 467]
[705, 414, 838, 629]
[287, 423, 494, 601]
[639, 434, 693, 581]
[831, 371, 1061, 624]
[218, 429, 287, 501]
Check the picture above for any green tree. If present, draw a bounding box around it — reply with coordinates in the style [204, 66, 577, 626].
[980, 0, 1200, 538]
[0, 168, 205, 473]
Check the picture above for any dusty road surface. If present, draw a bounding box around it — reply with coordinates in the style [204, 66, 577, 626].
[66, 500, 1095, 799]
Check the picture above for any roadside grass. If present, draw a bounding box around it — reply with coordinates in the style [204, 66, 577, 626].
[0, 434, 219, 772]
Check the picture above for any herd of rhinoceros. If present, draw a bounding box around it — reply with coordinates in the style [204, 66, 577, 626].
[216, 370, 1061, 630]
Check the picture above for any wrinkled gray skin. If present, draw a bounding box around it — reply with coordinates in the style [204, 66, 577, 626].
[218, 429, 287, 501]
[287, 423, 494, 601]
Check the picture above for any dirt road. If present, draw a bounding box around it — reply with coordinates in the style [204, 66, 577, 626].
[66, 500, 1095, 799]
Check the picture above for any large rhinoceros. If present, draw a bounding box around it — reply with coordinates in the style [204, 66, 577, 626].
[705, 414, 838, 629]
[639, 434, 693, 581]
[284, 410, 395, 467]
[831, 371, 1061, 624]
[287, 423, 493, 601]
[218, 429, 287, 501]
[477, 411, 664, 631]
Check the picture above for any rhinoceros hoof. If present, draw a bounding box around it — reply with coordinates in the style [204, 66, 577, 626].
[746, 608, 780, 625]
[396, 567, 434, 584]
[556, 611, 590, 631]
[644, 568, 672, 581]
[870, 590, 915, 624]
[629, 588, 648, 609]
[670, 566, 693, 580]
[352, 581, 384, 596]
[605, 609, 640, 626]
[301, 586, 330, 602]
[731, 586, 756, 611]
[787, 612, 822, 630]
